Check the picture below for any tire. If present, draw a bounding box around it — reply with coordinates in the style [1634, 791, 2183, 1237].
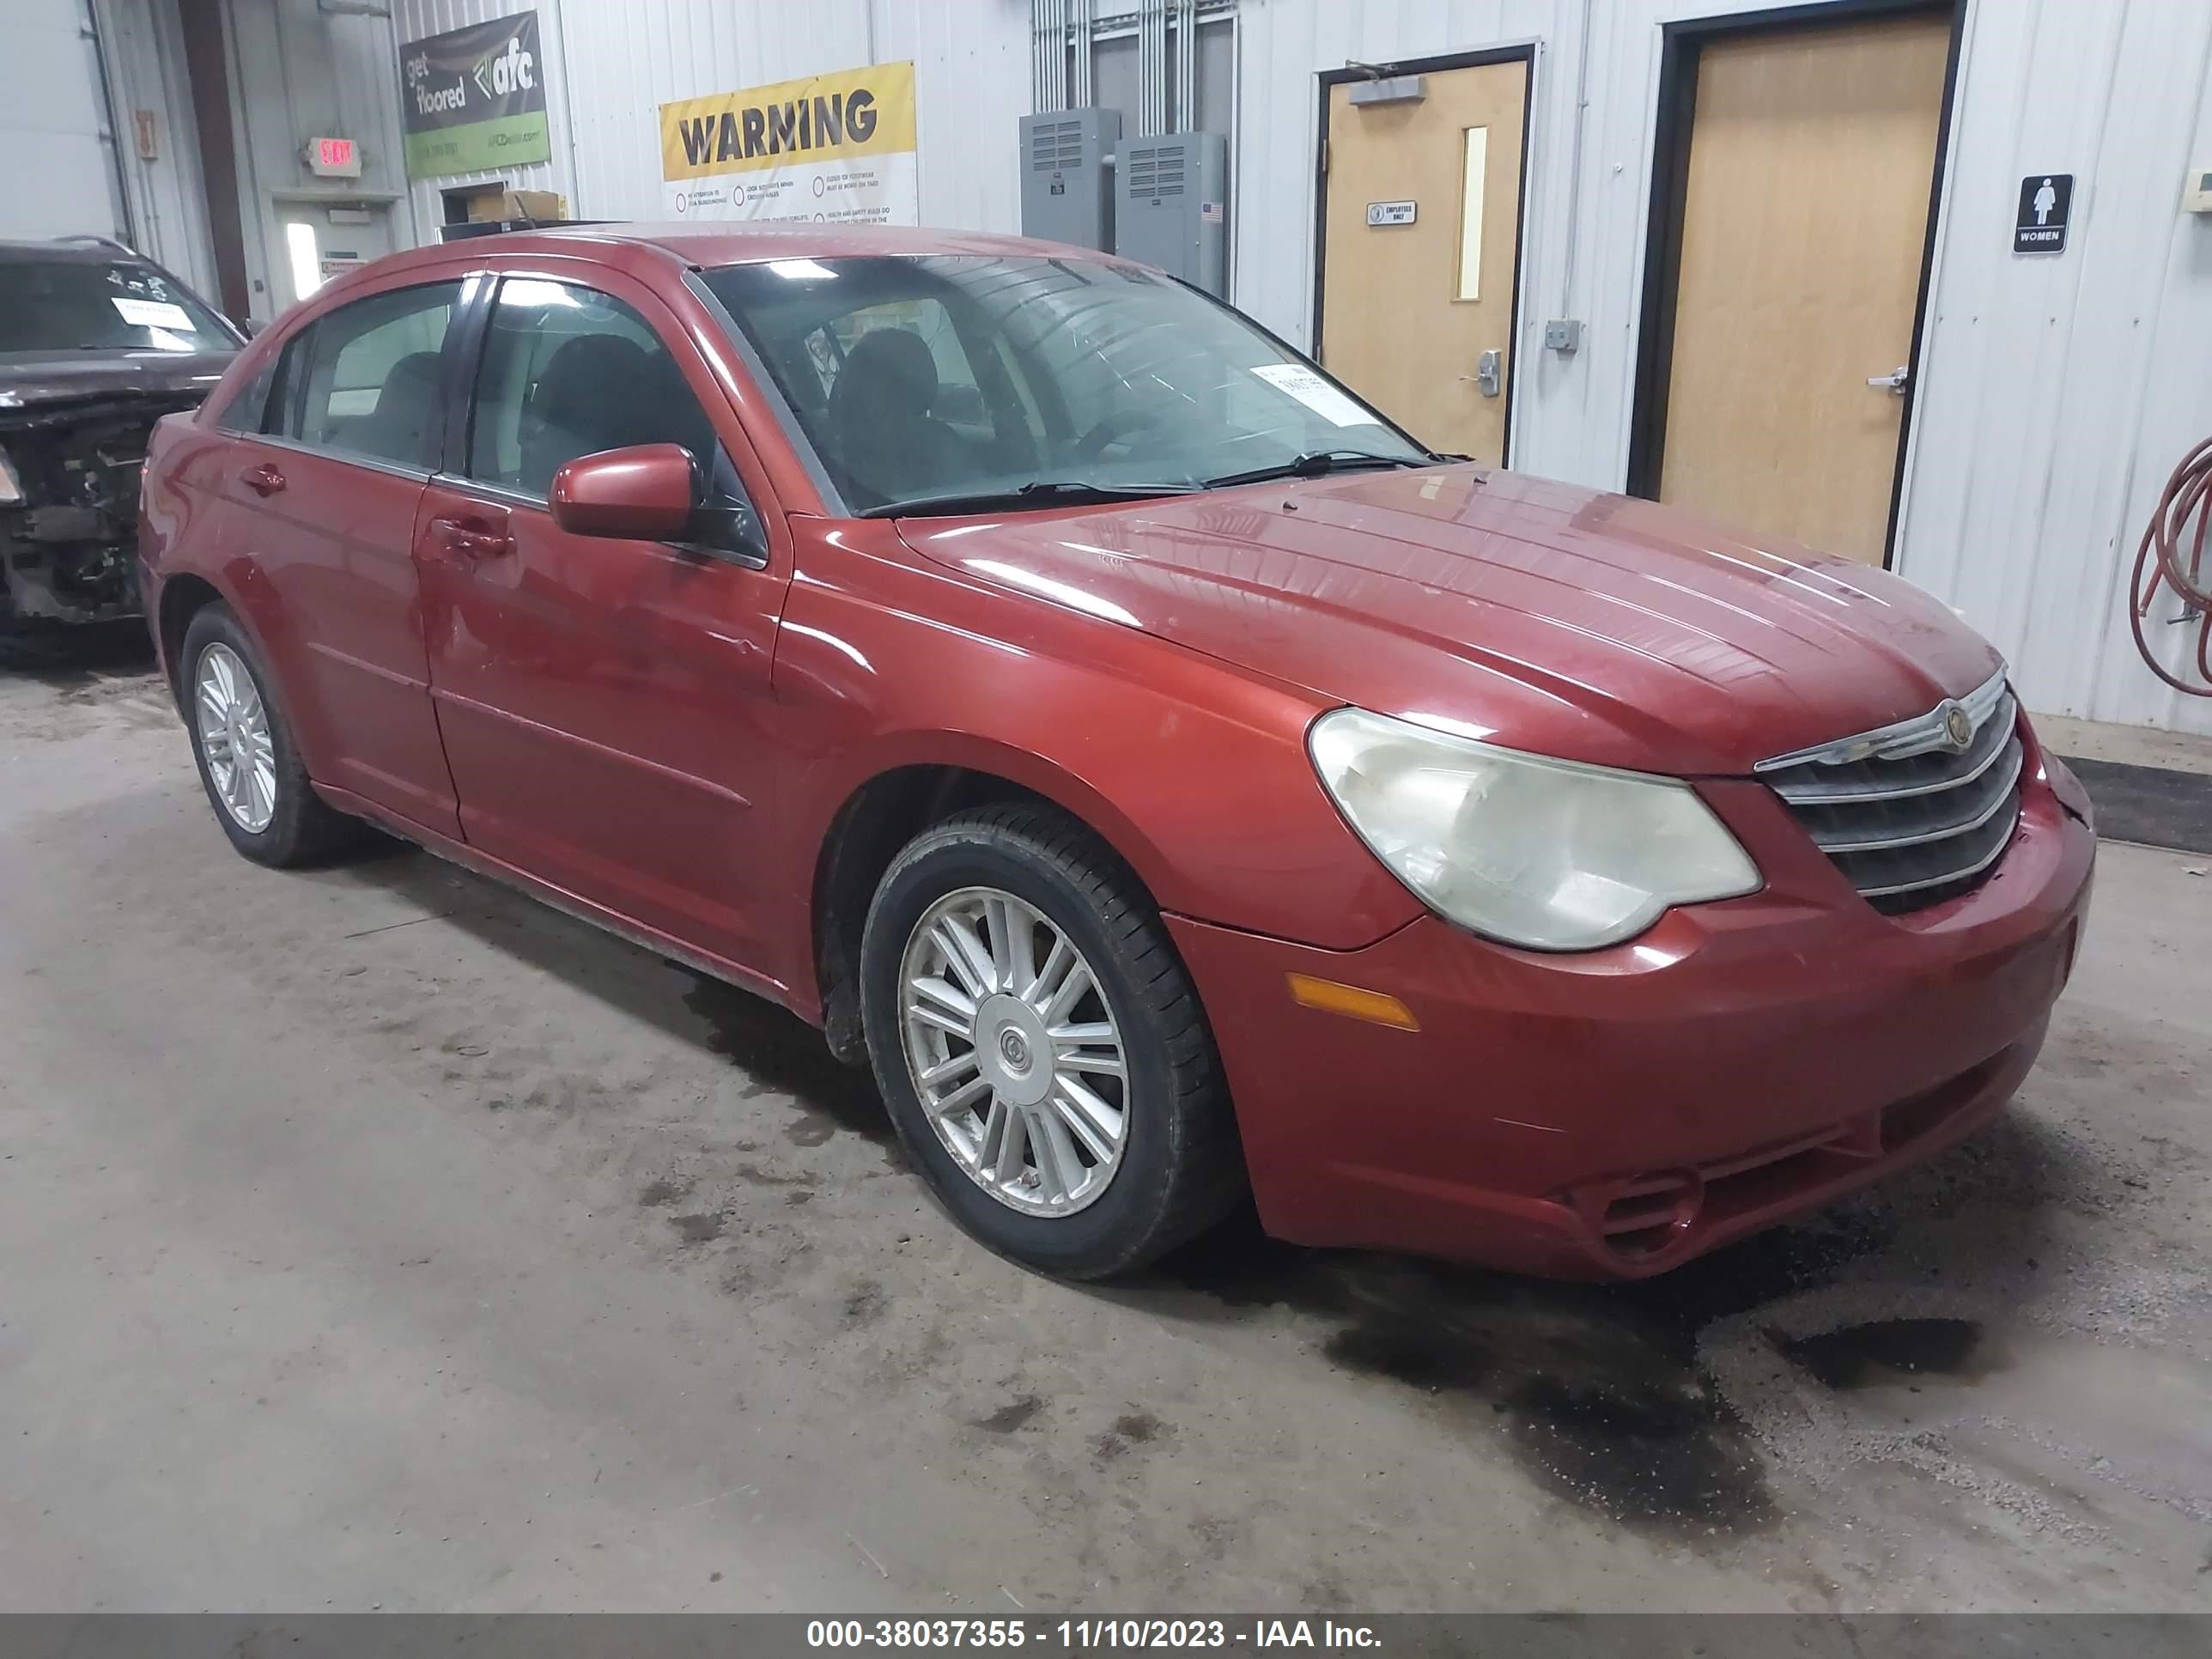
[860, 802, 1244, 1279]
[179, 604, 363, 867]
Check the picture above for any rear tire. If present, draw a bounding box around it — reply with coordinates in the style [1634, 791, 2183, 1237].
[860, 802, 1244, 1279]
[179, 604, 364, 867]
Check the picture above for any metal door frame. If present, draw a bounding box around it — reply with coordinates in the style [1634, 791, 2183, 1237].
[1310, 45, 1537, 465]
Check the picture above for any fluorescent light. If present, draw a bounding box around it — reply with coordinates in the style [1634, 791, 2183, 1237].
[767, 258, 838, 282]
[285, 222, 322, 301]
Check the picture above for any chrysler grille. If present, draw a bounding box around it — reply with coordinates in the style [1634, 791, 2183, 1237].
[1755, 670, 2023, 915]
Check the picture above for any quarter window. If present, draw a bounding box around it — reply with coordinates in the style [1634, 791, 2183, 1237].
[278, 282, 462, 467]
[464, 278, 741, 501]
[210, 356, 278, 435]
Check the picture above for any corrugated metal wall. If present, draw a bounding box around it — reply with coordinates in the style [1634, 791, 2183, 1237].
[392, 0, 1029, 234]
[1230, 0, 2212, 732]
[1902, 0, 2212, 733]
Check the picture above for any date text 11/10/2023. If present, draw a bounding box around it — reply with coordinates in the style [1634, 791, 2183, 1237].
[805, 1620, 1382, 1649]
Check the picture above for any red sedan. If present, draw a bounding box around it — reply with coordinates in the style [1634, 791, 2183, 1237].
[137, 227, 2096, 1280]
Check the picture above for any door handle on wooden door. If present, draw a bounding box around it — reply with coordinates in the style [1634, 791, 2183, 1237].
[1475, 349, 1502, 398]
[1867, 366, 1911, 394]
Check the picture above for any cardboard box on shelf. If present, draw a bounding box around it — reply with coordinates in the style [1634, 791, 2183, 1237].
[458, 185, 569, 224]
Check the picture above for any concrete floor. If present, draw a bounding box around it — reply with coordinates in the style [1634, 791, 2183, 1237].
[3, 632, 2209, 1613]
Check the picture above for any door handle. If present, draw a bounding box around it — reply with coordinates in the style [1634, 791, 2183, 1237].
[428, 515, 514, 560]
[238, 462, 286, 496]
[1475, 349, 1503, 398]
[1867, 365, 1911, 394]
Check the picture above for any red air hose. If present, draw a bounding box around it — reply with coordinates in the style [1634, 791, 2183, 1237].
[2130, 435, 2212, 696]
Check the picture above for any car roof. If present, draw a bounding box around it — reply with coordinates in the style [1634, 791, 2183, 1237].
[360, 222, 1131, 284]
[0, 237, 147, 264]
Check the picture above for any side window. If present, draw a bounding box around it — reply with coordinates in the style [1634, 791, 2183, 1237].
[210, 356, 277, 434]
[465, 277, 738, 501]
[283, 283, 462, 467]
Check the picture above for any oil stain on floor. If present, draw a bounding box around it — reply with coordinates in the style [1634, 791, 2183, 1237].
[1776, 1316, 2001, 1390]
[1159, 1206, 1899, 1543]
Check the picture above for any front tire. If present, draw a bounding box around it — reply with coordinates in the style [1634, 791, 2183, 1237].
[180, 604, 362, 866]
[860, 803, 1244, 1279]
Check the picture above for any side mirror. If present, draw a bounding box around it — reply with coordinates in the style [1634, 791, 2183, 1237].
[549, 444, 702, 541]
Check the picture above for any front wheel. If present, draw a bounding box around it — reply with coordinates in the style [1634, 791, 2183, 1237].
[860, 803, 1244, 1279]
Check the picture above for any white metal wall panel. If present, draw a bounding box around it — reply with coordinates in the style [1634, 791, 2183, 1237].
[391, 0, 1028, 234]
[1231, 0, 2212, 732]
[1898, 0, 2212, 732]
[878, 0, 1028, 232]
[2, 0, 125, 243]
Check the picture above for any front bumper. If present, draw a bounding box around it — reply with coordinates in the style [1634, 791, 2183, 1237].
[1169, 753, 2096, 1279]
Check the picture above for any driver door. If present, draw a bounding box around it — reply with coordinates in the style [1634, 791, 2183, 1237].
[414, 270, 791, 969]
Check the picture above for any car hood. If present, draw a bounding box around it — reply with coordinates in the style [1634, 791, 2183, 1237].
[0, 349, 236, 410]
[897, 465, 2004, 776]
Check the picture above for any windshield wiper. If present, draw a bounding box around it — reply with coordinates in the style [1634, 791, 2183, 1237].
[1201, 449, 1435, 489]
[858, 479, 1196, 519]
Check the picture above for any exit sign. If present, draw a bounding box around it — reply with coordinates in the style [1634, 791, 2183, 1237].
[306, 137, 361, 178]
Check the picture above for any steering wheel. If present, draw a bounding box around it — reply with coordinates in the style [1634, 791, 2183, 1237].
[1070, 406, 1168, 461]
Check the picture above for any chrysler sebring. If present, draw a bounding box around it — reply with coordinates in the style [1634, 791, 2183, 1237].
[138, 227, 2095, 1279]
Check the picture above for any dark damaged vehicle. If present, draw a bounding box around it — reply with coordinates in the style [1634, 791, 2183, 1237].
[0, 238, 240, 630]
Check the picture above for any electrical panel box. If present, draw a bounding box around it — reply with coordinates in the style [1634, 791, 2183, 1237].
[1115, 131, 1228, 296]
[2185, 165, 2212, 213]
[1019, 109, 1121, 252]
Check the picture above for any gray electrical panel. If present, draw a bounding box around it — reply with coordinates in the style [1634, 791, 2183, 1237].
[1019, 108, 1121, 252]
[1114, 131, 1228, 295]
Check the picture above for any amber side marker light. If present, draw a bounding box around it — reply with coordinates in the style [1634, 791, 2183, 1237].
[1285, 973, 1421, 1031]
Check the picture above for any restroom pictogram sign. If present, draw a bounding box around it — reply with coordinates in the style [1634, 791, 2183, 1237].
[2014, 173, 2073, 253]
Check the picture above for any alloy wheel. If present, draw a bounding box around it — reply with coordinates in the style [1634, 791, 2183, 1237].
[194, 642, 277, 835]
[896, 886, 1130, 1217]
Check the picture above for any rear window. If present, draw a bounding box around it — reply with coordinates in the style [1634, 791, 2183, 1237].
[0, 257, 236, 355]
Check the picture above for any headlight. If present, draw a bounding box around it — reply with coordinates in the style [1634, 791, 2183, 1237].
[1309, 707, 1760, 951]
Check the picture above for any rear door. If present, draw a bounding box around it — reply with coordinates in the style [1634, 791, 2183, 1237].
[213, 278, 469, 835]
[413, 269, 790, 969]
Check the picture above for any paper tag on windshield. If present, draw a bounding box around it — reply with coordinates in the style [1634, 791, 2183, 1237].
[112, 296, 193, 331]
[1250, 363, 1371, 428]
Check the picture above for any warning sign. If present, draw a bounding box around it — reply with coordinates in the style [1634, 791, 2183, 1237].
[659, 62, 918, 226]
[2014, 173, 2073, 254]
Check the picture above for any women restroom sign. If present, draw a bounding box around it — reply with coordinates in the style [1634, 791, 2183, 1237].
[2014, 173, 2073, 253]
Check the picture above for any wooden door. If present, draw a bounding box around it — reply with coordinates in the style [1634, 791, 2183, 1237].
[1656, 13, 1951, 564]
[1319, 59, 1528, 465]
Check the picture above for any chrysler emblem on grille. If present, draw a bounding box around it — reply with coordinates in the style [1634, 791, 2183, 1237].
[1941, 701, 1974, 750]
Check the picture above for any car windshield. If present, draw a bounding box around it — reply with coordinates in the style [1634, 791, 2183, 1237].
[698, 255, 1431, 514]
[0, 257, 235, 356]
